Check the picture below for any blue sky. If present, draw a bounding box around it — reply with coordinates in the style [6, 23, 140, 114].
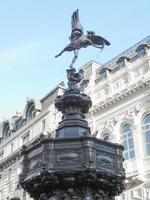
[0, 0, 150, 120]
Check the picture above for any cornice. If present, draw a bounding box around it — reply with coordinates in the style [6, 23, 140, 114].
[0, 148, 21, 171]
[89, 79, 150, 114]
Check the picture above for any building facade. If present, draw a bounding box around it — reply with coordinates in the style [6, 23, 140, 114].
[0, 35, 150, 200]
[0, 85, 65, 200]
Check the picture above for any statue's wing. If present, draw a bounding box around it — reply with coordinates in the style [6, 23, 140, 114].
[71, 9, 84, 34]
[87, 35, 111, 46]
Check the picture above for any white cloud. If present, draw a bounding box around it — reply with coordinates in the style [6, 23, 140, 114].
[0, 45, 29, 68]
[0, 40, 48, 71]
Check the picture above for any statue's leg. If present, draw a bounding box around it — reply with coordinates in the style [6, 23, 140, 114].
[55, 49, 65, 58]
[69, 49, 78, 69]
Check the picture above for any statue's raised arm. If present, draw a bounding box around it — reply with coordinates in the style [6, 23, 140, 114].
[55, 9, 110, 69]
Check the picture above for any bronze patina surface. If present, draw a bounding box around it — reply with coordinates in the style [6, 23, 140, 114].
[55, 10, 110, 69]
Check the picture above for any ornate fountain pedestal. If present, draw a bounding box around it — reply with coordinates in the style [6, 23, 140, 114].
[20, 68, 125, 200]
[55, 68, 92, 138]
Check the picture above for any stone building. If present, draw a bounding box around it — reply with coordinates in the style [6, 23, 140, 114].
[0, 85, 64, 200]
[0, 35, 150, 200]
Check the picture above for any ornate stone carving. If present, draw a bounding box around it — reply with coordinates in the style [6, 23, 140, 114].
[105, 120, 116, 132]
[99, 119, 116, 141]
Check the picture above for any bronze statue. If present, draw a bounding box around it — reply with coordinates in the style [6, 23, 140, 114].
[55, 9, 110, 69]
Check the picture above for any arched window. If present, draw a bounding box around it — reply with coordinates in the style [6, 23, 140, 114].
[116, 56, 129, 69]
[100, 70, 107, 80]
[101, 132, 111, 141]
[121, 123, 135, 160]
[3, 124, 10, 139]
[142, 114, 150, 155]
[23, 98, 42, 123]
[136, 44, 148, 58]
[98, 67, 111, 81]
[26, 104, 35, 122]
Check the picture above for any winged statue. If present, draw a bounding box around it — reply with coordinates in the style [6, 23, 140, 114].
[55, 9, 110, 69]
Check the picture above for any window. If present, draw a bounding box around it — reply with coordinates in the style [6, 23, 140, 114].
[121, 123, 135, 160]
[100, 71, 107, 80]
[0, 150, 4, 161]
[118, 60, 125, 69]
[22, 131, 30, 144]
[142, 114, 150, 155]
[8, 168, 12, 180]
[136, 44, 149, 58]
[142, 64, 149, 75]
[134, 68, 140, 80]
[138, 47, 146, 57]
[23, 191, 27, 200]
[101, 132, 111, 141]
[120, 193, 126, 200]
[8, 183, 12, 192]
[113, 80, 120, 90]
[117, 57, 129, 69]
[0, 174, 2, 186]
[121, 75, 129, 89]
[3, 124, 10, 139]
[26, 104, 35, 122]
[42, 119, 46, 131]
[16, 119, 23, 131]
[122, 75, 129, 85]
[131, 188, 142, 199]
[103, 86, 109, 95]
[11, 142, 14, 153]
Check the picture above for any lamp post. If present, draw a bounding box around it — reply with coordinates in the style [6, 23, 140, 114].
[19, 67, 125, 200]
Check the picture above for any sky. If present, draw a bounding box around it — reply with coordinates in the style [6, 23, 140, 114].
[0, 0, 150, 121]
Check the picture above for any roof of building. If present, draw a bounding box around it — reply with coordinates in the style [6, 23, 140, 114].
[104, 35, 150, 68]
